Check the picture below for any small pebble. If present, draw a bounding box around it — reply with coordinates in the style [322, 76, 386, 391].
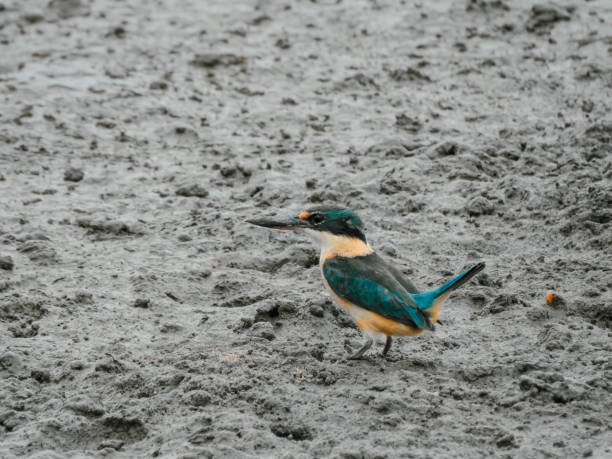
[64, 168, 84, 182]
[133, 298, 150, 308]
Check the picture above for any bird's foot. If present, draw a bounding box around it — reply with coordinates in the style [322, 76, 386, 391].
[347, 337, 373, 360]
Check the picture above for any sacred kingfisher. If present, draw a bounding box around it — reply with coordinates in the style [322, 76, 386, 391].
[247, 206, 485, 359]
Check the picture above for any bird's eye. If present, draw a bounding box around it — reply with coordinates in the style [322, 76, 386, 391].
[310, 214, 324, 224]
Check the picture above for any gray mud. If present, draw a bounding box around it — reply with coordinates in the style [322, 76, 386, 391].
[1, 0, 611, 457]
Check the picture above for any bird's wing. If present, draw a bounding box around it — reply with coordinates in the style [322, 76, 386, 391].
[323, 255, 432, 330]
[372, 253, 420, 294]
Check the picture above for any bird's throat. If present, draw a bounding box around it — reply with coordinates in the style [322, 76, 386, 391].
[315, 232, 374, 261]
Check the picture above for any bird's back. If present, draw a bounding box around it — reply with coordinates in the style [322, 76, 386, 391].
[322, 252, 432, 330]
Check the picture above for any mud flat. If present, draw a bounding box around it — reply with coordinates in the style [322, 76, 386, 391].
[0, 0, 611, 457]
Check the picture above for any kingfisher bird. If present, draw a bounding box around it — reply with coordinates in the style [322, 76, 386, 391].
[247, 206, 485, 359]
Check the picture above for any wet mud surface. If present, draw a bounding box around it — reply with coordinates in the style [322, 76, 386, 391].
[1, 0, 611, 457]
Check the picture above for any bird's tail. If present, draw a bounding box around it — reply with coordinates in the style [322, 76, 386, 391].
[412, 262, 485, 309]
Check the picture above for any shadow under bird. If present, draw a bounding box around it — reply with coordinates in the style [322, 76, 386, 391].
[247, 206, 485, 359]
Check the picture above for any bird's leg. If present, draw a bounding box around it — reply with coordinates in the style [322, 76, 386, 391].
[348, 337, 373, 360]
[382, 336, 392, 356]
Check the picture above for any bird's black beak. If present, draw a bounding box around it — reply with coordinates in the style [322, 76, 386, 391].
[246, 215, 309, 231]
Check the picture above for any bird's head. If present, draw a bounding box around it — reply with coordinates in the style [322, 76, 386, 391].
[247, 206, 367, 244]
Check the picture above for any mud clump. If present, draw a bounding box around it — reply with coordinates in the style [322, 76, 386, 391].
[190, 53, 245, 68]
[526, 3, 571, 34]
[175, 184, 209, 198]
[270, 422, 313, 441]
[65, 396, 105, 417]
[183, 390, 212, 407]
[17, 236, 58, 265]
[395, 113, 422, 133]
[386, 66, 432, 83]
[76, 218, 144, 236]
[9, 321, 39, 338]
[465, 195, 496, 216]
[133, 298, 150, 308]
[0, 299, 47, 322]
[0, 256, 13, 270]
[248, 321, 275, 340]
[64, 167, 84, 182]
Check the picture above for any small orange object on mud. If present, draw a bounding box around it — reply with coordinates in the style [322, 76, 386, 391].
[546, 292, 569, 311]
[298, 211, 311, 220]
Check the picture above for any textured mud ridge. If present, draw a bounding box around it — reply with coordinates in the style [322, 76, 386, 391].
[1, 0, 611, 458]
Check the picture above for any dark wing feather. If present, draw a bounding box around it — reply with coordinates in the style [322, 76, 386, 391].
[323, 255, 431, 330]
[370, 253, 420, 294]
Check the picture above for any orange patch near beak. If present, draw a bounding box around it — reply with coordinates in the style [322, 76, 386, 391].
[298, 211, 311, 220]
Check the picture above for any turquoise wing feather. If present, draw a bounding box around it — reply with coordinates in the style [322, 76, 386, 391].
[323, 255, 432, 330]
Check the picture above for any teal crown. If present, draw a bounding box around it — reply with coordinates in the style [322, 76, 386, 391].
[304, 206, 366, 242]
